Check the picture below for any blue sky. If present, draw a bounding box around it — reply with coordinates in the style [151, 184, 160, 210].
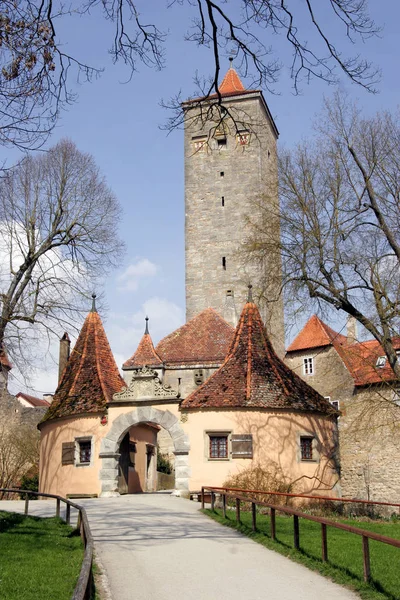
[6, 1, 400, 395]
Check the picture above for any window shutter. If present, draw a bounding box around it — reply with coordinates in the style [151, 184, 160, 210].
[231, 434, 253, 459]
[62, 442, 75, 465]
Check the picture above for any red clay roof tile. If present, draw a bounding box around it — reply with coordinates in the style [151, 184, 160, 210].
[155, 308, 234, 366]
[182, 302, 335, 414]
[42, 309, 124, 422]
[286, 314, 400, 387]
[287, 315, 347, 352]
[123, 329, 163, 369]
[16, 392, 50, 407]
[219, 67, 246, 94]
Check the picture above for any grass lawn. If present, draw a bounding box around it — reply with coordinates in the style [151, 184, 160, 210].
[204, 508, 400, 600]
[0, 511, 84, 600]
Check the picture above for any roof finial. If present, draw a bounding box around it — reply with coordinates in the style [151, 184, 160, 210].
[229, 56, 234, 67]
[91, 293, 97, 313]
[247, 284, 253, 303]
[145, 316, 149, 335]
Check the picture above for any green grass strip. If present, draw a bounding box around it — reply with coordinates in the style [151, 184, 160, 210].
[0, 511, 84, 600]
[204, 508, 400, 600]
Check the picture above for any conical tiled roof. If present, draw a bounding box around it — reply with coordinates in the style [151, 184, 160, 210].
[181, 301, 336, 414]
[156, 308, 234, 366]
[286, 315, 347, 352]
[123, 319, 163, 369]
[219, 67, 246, 95]
[41, 309, 124, 422]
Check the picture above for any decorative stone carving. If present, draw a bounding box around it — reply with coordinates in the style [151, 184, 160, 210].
[113, 366, 178, 401]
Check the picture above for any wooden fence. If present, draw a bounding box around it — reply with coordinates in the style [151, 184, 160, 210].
[0, 488, 94, 600]
[202, 486, 400, 583]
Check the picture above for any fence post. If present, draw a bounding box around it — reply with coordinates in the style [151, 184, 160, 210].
[201, 487, 205, 510]
[24, 494, 29, 516]
[222, 494, 227, 519]
[362, 536, 371, 582]
[293, 515, 300, 550]
[321, 524, 328, 561]
[270, 508, 276, 540]
[251, 502, 257, 531]
[211, 491, 215, 512]
[56, 498, 61, 518]
[236, 498, 241, 523]
[66, 503, 71, 525]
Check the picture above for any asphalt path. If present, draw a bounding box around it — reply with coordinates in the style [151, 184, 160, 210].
[1, 493, 359, 600]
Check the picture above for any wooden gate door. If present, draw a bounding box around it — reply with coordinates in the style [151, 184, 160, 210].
[118, 433, 130, 494]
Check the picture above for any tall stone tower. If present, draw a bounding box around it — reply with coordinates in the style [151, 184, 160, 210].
[183, 65, 284, 355]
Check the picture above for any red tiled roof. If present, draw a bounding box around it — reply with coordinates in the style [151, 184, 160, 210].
[123, 328, 163, 369]
[287, 315, 347, 352]
[286, 314, 400, 387]
[42, 309, 124, 422]
[219, 67, 246, 94]
[182, 302, 335, 414]
[16, 392, 50, 407]
[0, 346, 11, 370]
[336, 338, 400, 387]
[156, 308, 234, 366]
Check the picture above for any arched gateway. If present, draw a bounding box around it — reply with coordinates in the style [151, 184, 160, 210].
[99, 406, 190, 497]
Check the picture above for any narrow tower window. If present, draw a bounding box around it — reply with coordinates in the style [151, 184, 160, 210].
[222, 257, 226, 270]
[221, 196, 225, 207]
[220, 171, 224, 177]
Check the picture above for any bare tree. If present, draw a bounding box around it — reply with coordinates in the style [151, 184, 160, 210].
[0, 422, 40, 496]
[0, 1, 380, 149]
[0, 138, 123, 372]
[246, 93, 400, 378]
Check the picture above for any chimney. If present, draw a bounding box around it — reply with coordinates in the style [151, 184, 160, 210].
[346, 316, 357, 345]
[59, 332, 71, 383]
[223, 290, 238, 327]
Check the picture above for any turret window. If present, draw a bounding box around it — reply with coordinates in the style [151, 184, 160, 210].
[222, 257, 226, 270]
[303, 357, 314, 375]
[221, 196, 225, 207]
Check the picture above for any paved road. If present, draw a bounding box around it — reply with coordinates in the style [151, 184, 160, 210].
[1, 493, 359, 600]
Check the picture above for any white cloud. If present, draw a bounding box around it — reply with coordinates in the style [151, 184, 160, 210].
[116, 258, 158, 292]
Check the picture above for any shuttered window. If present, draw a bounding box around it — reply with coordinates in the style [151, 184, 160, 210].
[231, 434, 253, 459]
[62, 442, 75, 466]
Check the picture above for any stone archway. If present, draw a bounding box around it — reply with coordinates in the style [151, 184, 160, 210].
[99, 407, 190, 497]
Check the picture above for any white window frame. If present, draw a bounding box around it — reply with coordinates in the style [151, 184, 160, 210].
[325, 396, 340, 411]
[75, 436, 93, 467]
[303, 356, 314, 376]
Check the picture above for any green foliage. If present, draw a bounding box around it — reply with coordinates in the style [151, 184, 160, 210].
[19, 472, 39, 499]
[205, 508, 400, 600]
[157, 446, 173, 474]
[0, 511, 83, 600]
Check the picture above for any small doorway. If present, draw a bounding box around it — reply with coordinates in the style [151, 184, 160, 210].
[118, 433, 130, 494]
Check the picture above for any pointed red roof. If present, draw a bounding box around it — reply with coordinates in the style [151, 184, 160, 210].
[123, 323, 163, 369]
[156, 308, 234, 366]
[182, 301, 335, 414]
[42, 309, 124, 422]
[219, 67, 246, 95]
[287, 315, 347, 352]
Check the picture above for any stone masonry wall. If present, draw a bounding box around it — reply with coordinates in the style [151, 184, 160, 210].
[184, 93, 284, 356]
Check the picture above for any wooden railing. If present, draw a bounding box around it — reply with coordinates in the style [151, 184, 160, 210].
[0, 488, 94, 600]
[202, 486, 400, 583]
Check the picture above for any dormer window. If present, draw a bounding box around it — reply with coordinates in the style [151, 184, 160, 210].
[376, 356, 386, 368]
